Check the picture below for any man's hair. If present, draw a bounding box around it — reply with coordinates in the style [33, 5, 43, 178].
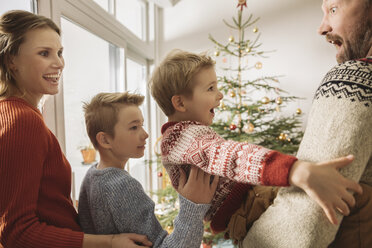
[149, 49, 215, 116]
[0, 10, 60, 98]
[83, 92, 144, 148]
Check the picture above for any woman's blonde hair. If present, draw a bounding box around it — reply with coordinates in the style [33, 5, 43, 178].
[0, 10, 60, 98]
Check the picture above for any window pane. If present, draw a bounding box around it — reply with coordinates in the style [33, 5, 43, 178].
[0, 0, 33, 14]
[126, 58, 149, 188]
[116, 0, 145, 40]
[61, 17, 116, 195]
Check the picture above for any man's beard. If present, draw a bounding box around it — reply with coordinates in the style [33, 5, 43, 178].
[329, 17, 372, 63]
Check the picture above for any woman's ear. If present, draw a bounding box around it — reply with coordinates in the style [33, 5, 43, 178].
[96, 132, 112, 149]
[171, 95, 187, 112]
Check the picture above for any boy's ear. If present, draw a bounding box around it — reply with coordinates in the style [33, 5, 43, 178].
[171, 95, 186, 112]
[96, 132, 112, 149]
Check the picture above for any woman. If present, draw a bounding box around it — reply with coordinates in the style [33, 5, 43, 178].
[0, 10, 152, 248]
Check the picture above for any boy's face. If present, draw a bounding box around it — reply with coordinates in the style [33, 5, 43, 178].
[183, 67, 223, 126]
[106, 105, 148, 163]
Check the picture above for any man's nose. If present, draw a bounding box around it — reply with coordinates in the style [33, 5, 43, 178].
[318, 16, 331, 35]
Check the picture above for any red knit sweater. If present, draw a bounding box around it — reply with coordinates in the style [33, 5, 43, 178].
[0, 98, 84, 248]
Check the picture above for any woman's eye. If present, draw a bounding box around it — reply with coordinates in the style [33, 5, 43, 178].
[208, 86, 214, 91]
[58, 50, 63, 57]
[39, 51, 48, 56]
[330, 7, 337, 14]
[130, 126, 138, 130]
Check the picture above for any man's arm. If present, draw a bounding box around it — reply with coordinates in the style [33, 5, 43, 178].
[242, 59, 372, 247]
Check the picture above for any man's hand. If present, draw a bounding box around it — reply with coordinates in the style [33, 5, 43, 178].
[289, 155, 363, 225]
[112, 233, 152, 248]
[176, 166, 219, 204]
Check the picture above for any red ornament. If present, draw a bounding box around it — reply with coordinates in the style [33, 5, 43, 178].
[230, 123, 237, 130]
[157, 172, 163, 177]
[237, 0, 247, 11]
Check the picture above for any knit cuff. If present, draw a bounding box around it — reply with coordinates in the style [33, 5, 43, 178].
[178, 194, 210, 222]
[261, 151, 297, 186]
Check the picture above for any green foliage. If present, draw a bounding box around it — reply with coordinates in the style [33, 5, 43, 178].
[210, 7, 304, 155]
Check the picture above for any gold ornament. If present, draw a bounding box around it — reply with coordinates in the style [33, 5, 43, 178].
[276, 97, 283, 105]
[253, 27, 258, 33]
[287, 138, 291, 142]
[261, 96, 270, 104]
[166, 226, 174, 234]
[229, 35, 235, 42]
[220, 102, 225, 108]
[214, 50, 220, 56]
[278, 133, 287, 141]
[245, 47, 251, 53]
[230, 91, 236, 98]
[255, 61, 263, 69]
[242, 122, 254, 133]
[276, 106, 280, 112]
[296, 108, 302, 115]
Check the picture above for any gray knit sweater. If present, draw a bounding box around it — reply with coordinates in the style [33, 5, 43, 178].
[242, 58, 372, 248]
[78, 164, 210, 248]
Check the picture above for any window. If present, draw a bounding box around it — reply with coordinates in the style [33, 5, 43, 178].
[92, 0, 147, 40]
[0, 0, 35, 14]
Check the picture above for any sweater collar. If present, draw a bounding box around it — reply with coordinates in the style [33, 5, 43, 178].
[161, 120, 204, 134]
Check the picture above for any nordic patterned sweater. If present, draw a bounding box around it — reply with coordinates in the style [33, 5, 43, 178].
[243, 58, 372, 248]
[78, 165, 210, 248]
[160, 121, 298, 232]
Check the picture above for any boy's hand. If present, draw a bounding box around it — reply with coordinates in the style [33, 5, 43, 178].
[176, 166, 219, 204]
[289, 155, 363, 225]
[112, 233, 152, 248]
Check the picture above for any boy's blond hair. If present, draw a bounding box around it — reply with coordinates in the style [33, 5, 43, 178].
[149, 49, 215, 116]
[83, 92, 144, 149]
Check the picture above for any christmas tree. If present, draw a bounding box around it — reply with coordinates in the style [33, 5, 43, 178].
[154, 0, 304, 247]
[210, 0, 304, 154]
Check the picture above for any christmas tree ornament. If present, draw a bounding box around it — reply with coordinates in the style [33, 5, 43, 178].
[296, 108, 302, 115]
[243, 123, 254, 133]
[166, 226, 174, 234]
[222, 57, 227, 63]
[157, 172, 163, 177]
[237, 0, 247, 11]
[241, 89, 246, 95]
[230, 123, 237, 130]
[261, 96, 270, 104]
[276, 106, 280, 112]
[230, 91, 236, 97]
[224, 126, 228, 130]
[255, 61, 263, 69]
[276, 97, 283, 105]
[245, 47, 251, 53]
[253, 27, 258, 33]
[278, 133, 287, 141]
[229, 35, 235, 42]
[214, 50, 220, 56]
[287, 138, 291, 142]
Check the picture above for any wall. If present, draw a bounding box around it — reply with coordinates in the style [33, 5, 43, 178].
[160, 0, 338, 128]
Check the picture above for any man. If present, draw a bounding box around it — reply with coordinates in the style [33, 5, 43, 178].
[242, 0, 372, 247]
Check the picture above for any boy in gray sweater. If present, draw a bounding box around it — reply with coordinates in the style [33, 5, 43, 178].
[78, 92, 218, 248]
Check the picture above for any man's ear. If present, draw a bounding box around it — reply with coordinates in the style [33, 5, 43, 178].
[96, 132, 112, 149]
[171, 95, 187, 112]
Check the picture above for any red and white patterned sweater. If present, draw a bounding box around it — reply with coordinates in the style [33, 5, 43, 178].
[161, 121, 298, 232]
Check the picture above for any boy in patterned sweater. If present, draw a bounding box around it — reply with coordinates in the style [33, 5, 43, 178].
[149, 49, 363, 238]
